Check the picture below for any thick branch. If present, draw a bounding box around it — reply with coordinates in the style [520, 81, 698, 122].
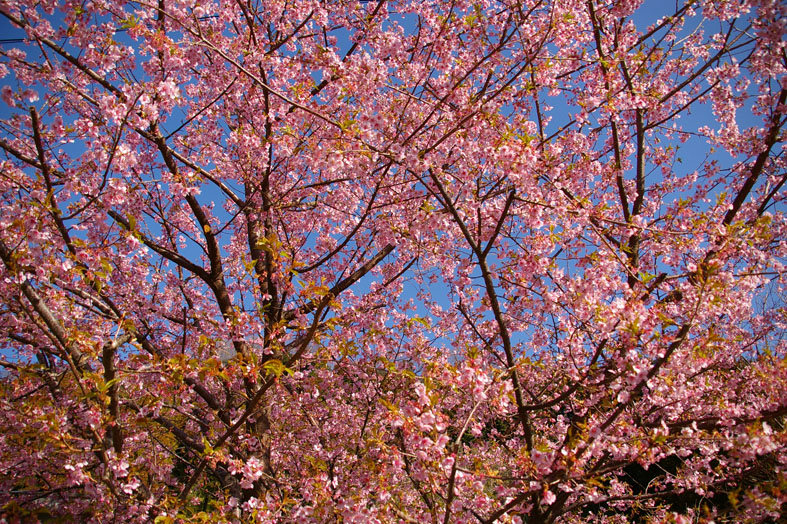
[723, 88, 787, 226]
[0, 239, 86, 369]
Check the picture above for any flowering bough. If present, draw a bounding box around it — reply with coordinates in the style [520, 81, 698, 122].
[0, 0, 785, 522]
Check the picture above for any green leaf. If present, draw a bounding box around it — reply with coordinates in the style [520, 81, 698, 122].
[201, 437, 214, 456]
[640, 272, 655, 283]
[100, 258, 113, 275]
[120, 15, 138, 30]
[262, 359, 292, 378]
[407, 316, 430, 329]
[379, 398, 399, 413]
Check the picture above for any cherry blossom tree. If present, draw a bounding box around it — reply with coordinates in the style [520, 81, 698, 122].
[0, 0, 785, 522]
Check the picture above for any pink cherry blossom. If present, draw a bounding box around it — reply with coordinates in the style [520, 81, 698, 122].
[0, 0, 785, 522]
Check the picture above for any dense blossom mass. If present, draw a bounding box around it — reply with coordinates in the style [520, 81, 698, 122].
[0, 0, 785, 522]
